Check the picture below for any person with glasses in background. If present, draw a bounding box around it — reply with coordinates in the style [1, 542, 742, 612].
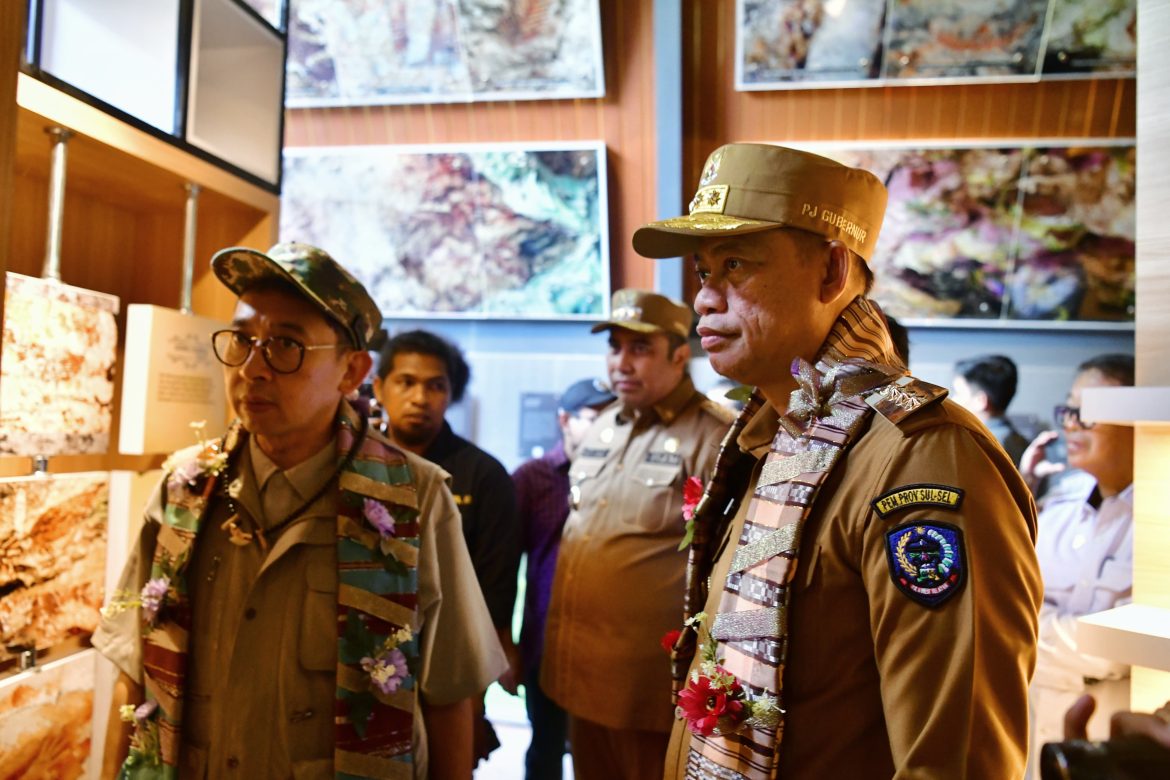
[1020, 353, 1135, 779]
[95, 242, 505, 779]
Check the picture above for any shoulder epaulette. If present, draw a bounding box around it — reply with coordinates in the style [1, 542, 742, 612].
[700, 396, 738, 424]
[866, 376, 948, 425]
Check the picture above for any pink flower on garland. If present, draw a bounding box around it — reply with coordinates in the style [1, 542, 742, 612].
[681, 476, 704, 522]
[363, 498, 396, 538]
[677, 669, 746, 736]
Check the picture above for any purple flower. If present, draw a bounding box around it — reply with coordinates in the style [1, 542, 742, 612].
[170, 459, 202, 487]
[361, 648, 409, 694]
[134, 700, 158, 722]
[140, 577, 169, 623]
[363, 498, 396, 538]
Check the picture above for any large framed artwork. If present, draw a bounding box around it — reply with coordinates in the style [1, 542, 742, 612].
[0, 274, 120, 456]
[1042, 0, 1137, 77]
[0, 650, 97, 779]
[286, 0, 605, 107]
[797, 139, 1135, 327]
[736, 0, 1136, 90]
[281, 141, 610, 320]
[0, 472, 110, 660]
[737, 0, 886, 87]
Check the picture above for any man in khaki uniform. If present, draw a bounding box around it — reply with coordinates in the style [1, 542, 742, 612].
[95, 242, 505, 779]
[633, 144, 1042, 779]
[542, 289, 734, 779]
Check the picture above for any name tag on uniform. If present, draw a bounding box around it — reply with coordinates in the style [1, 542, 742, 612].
[645, 451, 682, 466]
[580, 447, 609, 459]
[871, 484, 963, 518]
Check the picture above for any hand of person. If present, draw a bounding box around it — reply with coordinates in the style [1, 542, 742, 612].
[497, 640, 523, 696]
[1064, 694, 1170, 748]
[1020, 429, 1065, 495]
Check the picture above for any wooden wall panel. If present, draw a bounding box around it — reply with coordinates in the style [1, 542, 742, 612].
[283, 0, 659, 293]
[680, 0, 1137, 300]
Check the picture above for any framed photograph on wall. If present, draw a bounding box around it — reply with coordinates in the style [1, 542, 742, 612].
[280, 141, 610, 320]
[735, 0, 1136, 90]
[1042, 0, 1136, 77]
[794, 139, 1135, 328]
[736, 0, 886, 89]
[286, 0, 605, 106]
[881, 0, 1050, 82]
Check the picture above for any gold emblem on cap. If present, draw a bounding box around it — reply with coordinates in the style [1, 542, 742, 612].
[700, 149, 723, 186]
[600, 427, 614, 444]
[663, 437, 679, 453]
[612, 305, 643, 322]
[690, 185, 729, 215]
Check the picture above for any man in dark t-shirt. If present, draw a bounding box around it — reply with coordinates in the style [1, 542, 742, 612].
[373, 328, 521, 762]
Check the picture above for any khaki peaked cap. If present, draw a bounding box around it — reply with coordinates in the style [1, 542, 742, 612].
[633, 143, 888, 261]
[211, 242, 383, 350]
[590, 288, 692, 340]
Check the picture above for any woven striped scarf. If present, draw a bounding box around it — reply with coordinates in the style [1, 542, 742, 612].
[121, 402, 420, 779]
[680, 297, 905, 780]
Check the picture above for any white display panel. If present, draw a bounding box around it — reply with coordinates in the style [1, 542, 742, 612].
[118, 304, 228, 455]
[187, 0, 284, 183]
[38, 0, 180, 133]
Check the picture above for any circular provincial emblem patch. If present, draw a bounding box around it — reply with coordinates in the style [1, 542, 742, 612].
[884, 522, 967, 608]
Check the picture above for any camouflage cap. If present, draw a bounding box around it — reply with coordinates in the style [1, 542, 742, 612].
[590, 289, 692, 339]
[211, 242, 382, 350]
[632, 143, 888, 261]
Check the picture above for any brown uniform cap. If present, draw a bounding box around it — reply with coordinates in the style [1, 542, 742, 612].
[633, 143, 888, 261]
[590, 288, 692, 339]
[211, 241, 383, 350]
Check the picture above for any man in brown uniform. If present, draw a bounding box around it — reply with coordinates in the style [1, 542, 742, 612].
[542, 289, 734, 779]
[95, 242, 505, 779]
[633, 144, 1042, 779]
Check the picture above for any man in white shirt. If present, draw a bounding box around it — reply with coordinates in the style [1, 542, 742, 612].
[1026, 353, 1135, 777]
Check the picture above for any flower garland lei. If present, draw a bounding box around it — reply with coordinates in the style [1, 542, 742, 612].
[666, 612, 779, 737]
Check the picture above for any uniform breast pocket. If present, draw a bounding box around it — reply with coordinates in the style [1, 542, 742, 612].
[568, 458, 606, 517]
[300, 561, 337, 672]
[624, 463, 683, 536]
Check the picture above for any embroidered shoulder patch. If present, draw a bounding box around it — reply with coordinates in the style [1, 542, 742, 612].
[885, 522, 966, 608]
[872, 484, 964, 518]
[867, 376, 947, 424]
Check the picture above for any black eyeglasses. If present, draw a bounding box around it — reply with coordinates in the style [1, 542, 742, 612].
[1053, 405, 1096, 431]
[211, 329, 340, 374]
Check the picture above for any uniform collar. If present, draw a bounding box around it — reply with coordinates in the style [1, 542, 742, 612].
[620, 374, 698, 426]
[738, 401, 781, 457]
[248, 433, 338, 505]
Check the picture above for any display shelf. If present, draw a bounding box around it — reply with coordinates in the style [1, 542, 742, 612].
[186, 0, 284, 184]
[1077, 603, 1170, 673]
[1080, 386, 1170, 426]
[35, 0, 181, 134]
[1, 74, 278, 479]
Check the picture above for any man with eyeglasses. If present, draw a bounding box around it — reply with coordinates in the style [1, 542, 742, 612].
[1021, 353, 1135, 778]
[94, 242, 505, 779]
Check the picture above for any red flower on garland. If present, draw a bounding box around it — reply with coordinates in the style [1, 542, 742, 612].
[661, 629, 682, 653]
[681, 476, 704, 522]
[677, 668, 746, 736]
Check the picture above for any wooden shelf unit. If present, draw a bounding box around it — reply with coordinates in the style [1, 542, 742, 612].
[1, 72, 279, 478]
